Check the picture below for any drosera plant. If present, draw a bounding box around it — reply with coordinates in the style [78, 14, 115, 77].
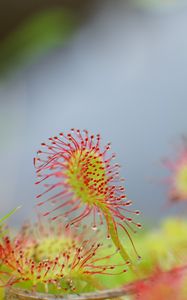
[0, 219, 128, 294]
[163, 138, 187, 203]
[34, 129, 141, 264]
[0, 207, 21, 298]
[3, 132, 187, 299]
[134, 265, 187, 300]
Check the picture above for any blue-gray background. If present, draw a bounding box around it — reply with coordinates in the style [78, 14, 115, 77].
[1, 0, 187, 225]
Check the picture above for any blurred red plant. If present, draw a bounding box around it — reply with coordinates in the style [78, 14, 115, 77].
[134, 265, 187, 300]
[163, 139, 187, 203]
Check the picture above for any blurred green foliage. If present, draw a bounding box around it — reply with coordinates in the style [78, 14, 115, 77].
[99, 217, 187, 289]
[0, 8, 76, 74]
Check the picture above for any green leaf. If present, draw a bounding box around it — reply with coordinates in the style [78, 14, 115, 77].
[0, 206, 21, 224]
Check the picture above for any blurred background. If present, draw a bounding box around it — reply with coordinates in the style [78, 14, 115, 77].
[1, 0, 187, 226]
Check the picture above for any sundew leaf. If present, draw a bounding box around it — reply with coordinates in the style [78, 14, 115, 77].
[0, 206, 21, 224]
[34, 129, 142, 265]
[0, 220, 125, 294]
[0, 206, 21, 295]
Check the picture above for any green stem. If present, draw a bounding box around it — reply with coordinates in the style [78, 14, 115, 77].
[97, 202, 132, 264]
[104, 211, 131, 264]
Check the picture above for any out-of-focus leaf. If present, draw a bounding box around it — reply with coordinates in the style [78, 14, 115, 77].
[0, 206, 21, 238]
[0, 206, 21, 224]
[0, 8, 76, 74]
